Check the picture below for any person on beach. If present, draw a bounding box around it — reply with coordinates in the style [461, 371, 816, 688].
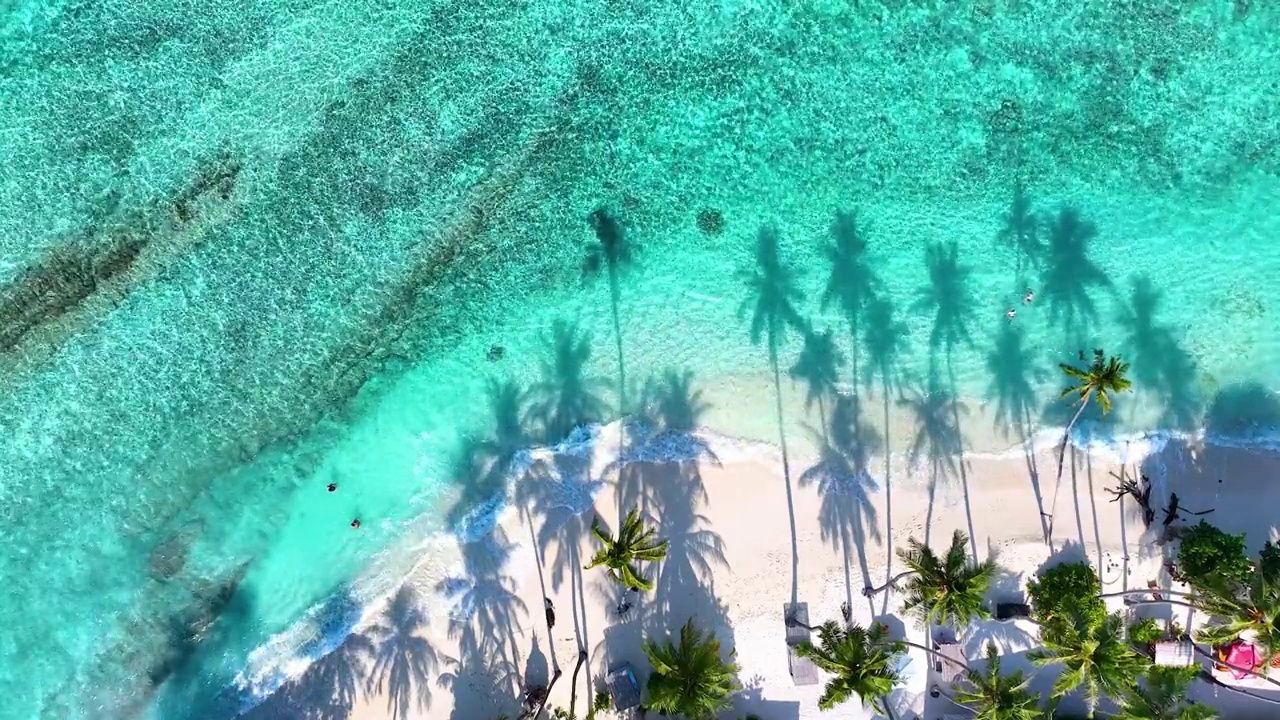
[544, 597, 556, 630]
[1024, 288, 1034, 304]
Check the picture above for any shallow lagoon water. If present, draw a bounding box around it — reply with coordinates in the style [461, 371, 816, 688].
[1, 1, 1279, 717]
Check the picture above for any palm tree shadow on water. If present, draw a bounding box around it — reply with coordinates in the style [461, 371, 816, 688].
[582, 207, 636, 418]
[914, 241, 978, 560]
[822, 210, 882, 385]
[800, 394, 883, 618]
[740, 225, 807, 605]
[997, 181, 1044, 286]
[1039, 207, 1114, 344]
[986, 323, 1051, 542]
[1118, 276, 1202, 431]
[790, 327, 845, 432]
[862, 294, 905, 615]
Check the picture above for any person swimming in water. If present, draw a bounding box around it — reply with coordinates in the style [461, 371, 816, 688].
[1024, 288, 1034, 304]
[350, 519, 361, 529]
[327, 483, 337, 492]
[1006, 308, 1016, 321]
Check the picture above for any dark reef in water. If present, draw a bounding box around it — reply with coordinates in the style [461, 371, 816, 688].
[0, 154, 239, 361]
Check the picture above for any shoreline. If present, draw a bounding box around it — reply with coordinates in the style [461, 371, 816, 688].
[237, 411, 1280, 720]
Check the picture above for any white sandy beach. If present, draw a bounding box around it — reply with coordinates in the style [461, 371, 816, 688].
[245, 406, 1280, 720]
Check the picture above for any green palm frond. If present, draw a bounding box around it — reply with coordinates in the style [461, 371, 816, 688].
[583, 508, 667, 591]
[954, 643, 1040, 720]
[1115, 667, 1216, 720]
[1192, 565, 1280, 659]
[793, 621, 903, 712]
[1058, 352, 1132, 417]
[644, 619, 740, 720]
[897, 531, 997, 628]
[1030, 613, 1146, 716]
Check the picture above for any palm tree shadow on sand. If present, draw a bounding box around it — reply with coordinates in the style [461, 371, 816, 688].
[366, 586, 441, 720]
[862, 294, 906, 615]
[986, 323, 1051, 542]
[740, 225, 807, 605]
[900, 378, 970, 552]
[800, 394, 883, 618]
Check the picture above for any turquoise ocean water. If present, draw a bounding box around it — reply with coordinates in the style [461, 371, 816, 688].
[1, 1, 1279, 717]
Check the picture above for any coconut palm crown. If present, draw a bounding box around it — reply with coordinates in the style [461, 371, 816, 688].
[899, 530, 998, 629]
[1193, 560, 1280, 661]
[584, 508, 668, 591]
[792, 621, 904, 714]
[644, 619, 740, 720]
[1115, 667, 1217, 720]
[954, 642, 1041, 720]
[1059, 350, 1133, 417]
[1029, 612, 1148, 718]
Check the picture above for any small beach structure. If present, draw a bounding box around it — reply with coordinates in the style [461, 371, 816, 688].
[783, 602, 819, 686]
[1153, 639, 1195, 667]
[929, 634, 967, 685]
[605, 663, 642, 713]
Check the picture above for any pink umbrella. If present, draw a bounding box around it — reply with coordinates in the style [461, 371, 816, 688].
[1226, 642, 1261, 680]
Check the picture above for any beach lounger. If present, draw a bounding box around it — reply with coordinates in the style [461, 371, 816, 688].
[784, 602, 819, 686]
[606, 663, 642, 712]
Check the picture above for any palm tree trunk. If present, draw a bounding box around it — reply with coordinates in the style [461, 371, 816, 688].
[770, 337, 801, 606]
[901, 640, 973, 673]
[865, 570, 916, 597]
[517, 667, 564, 720]
[1048, 389, 1093, 542]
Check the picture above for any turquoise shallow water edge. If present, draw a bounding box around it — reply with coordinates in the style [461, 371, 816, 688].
[2, 1, 1279, 718]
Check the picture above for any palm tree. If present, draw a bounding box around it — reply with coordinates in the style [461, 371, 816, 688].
[793, 620, 904, 715]
[898, 530, 997, 629]
[644, 619, 740, 720]
[1193, 563, 1280, 663]
[1029, 612, 1147, 718]
[1114, 667, 1216, 720]
[954, 643, 1041, 720]
[584, 508, 668, 591]
[1049, 350, 1132, 539]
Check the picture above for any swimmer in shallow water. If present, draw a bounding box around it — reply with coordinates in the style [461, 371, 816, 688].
[327, 483, 337, 492]
[1006, 308, 1017, 322]
[351, 519, 361, 529]
[1024, 288, 1034, 304]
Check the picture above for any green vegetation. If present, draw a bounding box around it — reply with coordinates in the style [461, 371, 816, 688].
[792, 621, 903, 714]
[898, 530, 998, 629]
[1177, 521, 1251, 594]
[643, 619, 740, 720]
[1115, 667, 1216, 720]
[1052, 351, 1132, 501]
[1193, 556, 1280, 662]
[1029, 613, 1148, 718]
[585, 508, 668, 591]
[592, 690, 610, 714]
[954, 642, 1041, 720]
[1028, 561, 1106, 633]
[1128, 618, 1164, 649]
